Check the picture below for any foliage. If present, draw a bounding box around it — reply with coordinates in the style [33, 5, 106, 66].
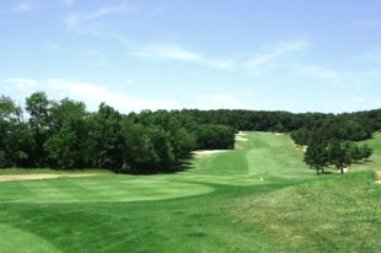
[1, 91, 381, 173]
[194, 124, 235, 150]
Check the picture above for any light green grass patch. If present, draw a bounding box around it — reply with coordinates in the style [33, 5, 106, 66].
[0, 224, 59, 253]
[0, 132, 380, 252]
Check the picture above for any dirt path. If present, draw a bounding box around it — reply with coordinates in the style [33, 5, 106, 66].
[0, 174, 97, 182]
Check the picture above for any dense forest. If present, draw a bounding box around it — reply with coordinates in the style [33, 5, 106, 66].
[1, 92, 380, 174]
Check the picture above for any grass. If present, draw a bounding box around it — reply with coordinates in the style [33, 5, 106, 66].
[0, 132, 380, 252]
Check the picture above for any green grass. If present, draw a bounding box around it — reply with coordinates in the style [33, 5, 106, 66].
[0, 132, 380, 252]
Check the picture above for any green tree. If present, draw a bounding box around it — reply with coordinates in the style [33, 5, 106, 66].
[120, 121, 159, 173]
[359, 144, 373, 161]
[328, 141, 352, 174]
[304, 143, 329, 175]
[25, 92, 50, 166]
[0, 96, 32, 167]
[44, 124, 79, 168]
[86, 103, 124, 171]
[44, 98, 87, 169]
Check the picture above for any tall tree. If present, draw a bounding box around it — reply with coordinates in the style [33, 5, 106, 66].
[25, 92, 50, 166]
[0, 96, 31, 167]
[86, 103, 124, 171]
[44, 98, 87, 169]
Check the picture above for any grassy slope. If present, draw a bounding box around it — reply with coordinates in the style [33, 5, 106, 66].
[0, 132, 380, 252]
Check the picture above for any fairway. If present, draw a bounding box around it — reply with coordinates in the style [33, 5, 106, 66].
[0, 132, 380, 252]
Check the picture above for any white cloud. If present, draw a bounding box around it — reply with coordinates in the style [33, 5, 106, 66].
[245, 40, 309, 69]
[2, 78, 179, 112]
[132, 43, 235, 70]
[298, 65, 341, 86]
[43, 79, 178, 112]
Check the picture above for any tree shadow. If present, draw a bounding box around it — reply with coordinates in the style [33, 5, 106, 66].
[166, 153, 196, 174]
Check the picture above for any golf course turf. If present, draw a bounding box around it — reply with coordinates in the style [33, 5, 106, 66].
[0, 132, 380, 252]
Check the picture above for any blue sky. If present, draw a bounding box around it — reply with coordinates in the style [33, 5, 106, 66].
[1, 0, 381, 113]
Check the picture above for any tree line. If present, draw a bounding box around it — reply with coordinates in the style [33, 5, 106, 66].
[1, 92, 380, 174]
[0, 92, 235, 173]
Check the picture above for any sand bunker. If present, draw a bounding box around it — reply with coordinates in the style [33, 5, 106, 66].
[236, 136, 248, 142]
[0, 174, 97, 182]
[193, 150, 228, 156]
[376, 172, 381, 184]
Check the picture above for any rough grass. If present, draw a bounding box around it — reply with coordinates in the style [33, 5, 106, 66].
[0, 132, 380, 252]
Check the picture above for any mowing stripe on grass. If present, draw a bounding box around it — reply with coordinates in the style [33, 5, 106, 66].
[0, 224, 59, 253]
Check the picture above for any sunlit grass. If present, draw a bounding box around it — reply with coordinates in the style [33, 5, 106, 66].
[0, 132, 380, 252]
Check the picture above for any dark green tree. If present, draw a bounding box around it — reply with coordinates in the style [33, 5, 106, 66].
[86, 103, 124, 171]
[304, 143, 329, 175]
[360, 144, 373, 161]
[0, 96, 32, 167]
[43, 98, 87, 169]
[25, 92, 51, 166]
[327, 141, 352, 174]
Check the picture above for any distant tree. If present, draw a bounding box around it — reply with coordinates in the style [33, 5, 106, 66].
[349, 144, 363, 163]
[360, 144, 373, 161]
[195, 124, 236, 150]
[327, 141, 353, 174]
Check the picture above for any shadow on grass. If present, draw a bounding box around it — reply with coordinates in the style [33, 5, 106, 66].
[122, 153, 196, 175]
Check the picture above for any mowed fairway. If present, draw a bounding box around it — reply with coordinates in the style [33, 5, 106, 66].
[0, 132, 380, 252]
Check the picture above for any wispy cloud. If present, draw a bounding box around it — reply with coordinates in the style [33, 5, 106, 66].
[64, 1, 129, 29]
[353, 97, 367, 104]
[298, 65, 341, 86]
[63, 0, 75, 6]
[245, 40, 309, 70]
[3, 78, 38, 89]
[0, 2, 38, 13]
[133, 43, 203, 61]
[353, 19, 379, 29]
[195, 94, 244, 110]
[132, 43, 234, 70]
[355, 47, 381, 64]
